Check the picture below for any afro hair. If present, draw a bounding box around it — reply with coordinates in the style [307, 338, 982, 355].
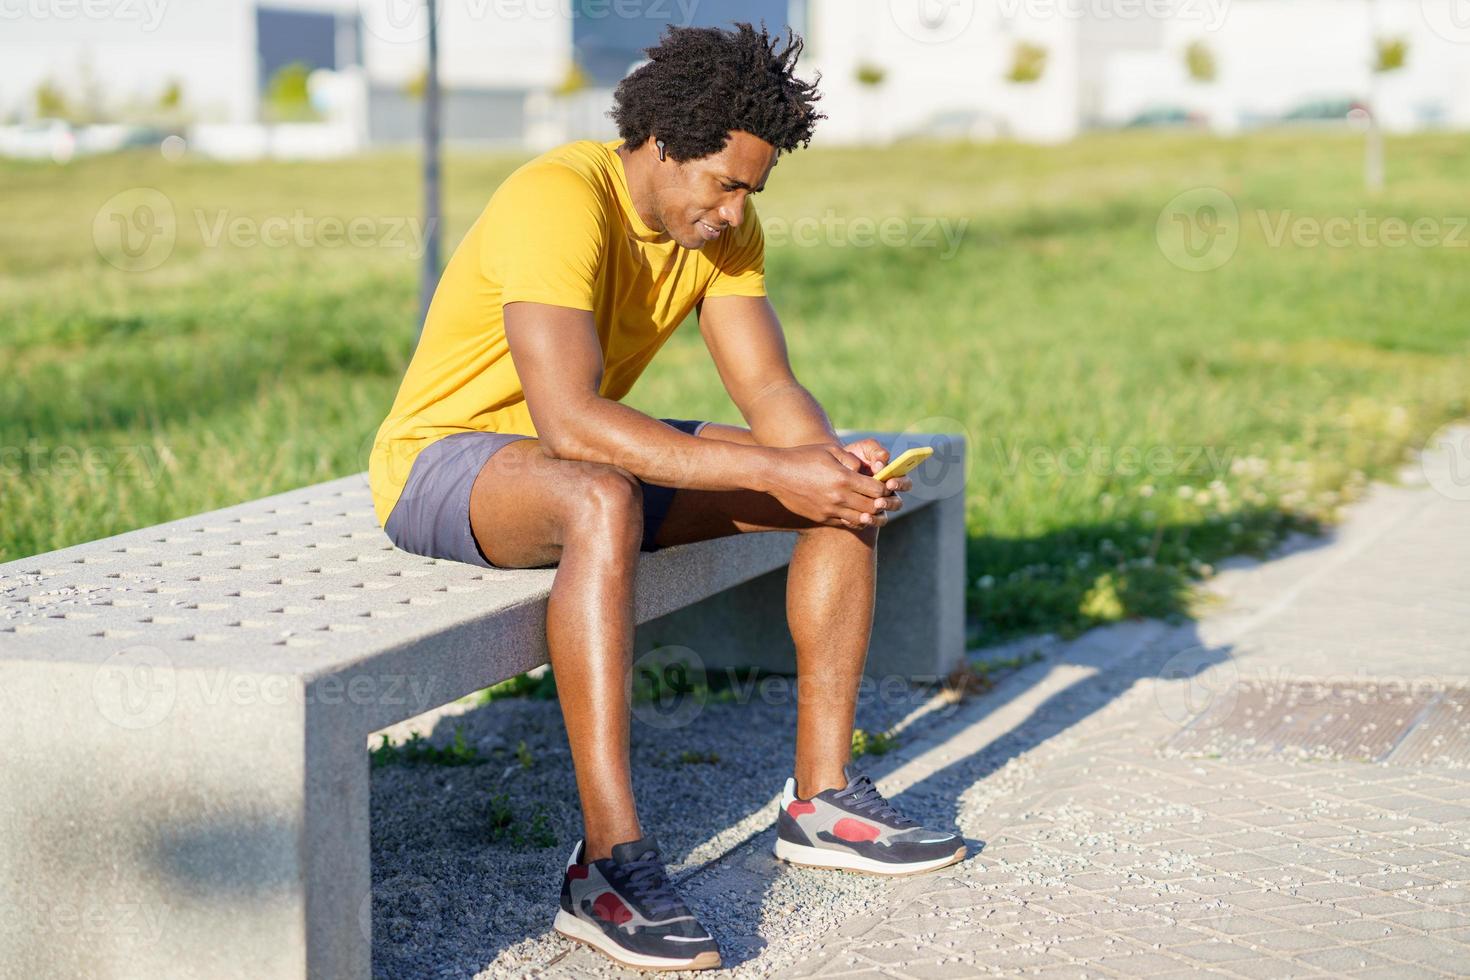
[610, 21, 825, 162]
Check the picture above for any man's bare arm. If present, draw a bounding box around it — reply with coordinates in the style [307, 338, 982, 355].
[696, 294, 841, 450]
[503, 300, 777, 492]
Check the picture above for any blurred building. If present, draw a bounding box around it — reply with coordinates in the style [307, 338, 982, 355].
[0, 0, 1465, 158]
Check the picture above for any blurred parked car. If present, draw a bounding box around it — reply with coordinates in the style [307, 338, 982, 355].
[1123, 106, 1207, 129]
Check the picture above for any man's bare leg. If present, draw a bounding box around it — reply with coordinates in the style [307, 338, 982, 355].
[788, 523, 879, 799]
[468, 441, 648, 861]
[651, 423, 885, 801]
[468, 426, 891, 860]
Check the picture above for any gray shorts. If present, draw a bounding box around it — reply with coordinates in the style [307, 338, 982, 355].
[382, 418, 712, 569]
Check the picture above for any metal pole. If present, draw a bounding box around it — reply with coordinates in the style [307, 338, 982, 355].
[1365, 0, 1384, 194]
[419, 0, 442, 337]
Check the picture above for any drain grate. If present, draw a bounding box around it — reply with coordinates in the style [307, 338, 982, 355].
[1165, 681, 1470, 766]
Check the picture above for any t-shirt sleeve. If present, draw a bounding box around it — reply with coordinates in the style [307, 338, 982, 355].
[703, 197, 767, 299]
[481, 162, 606, 312]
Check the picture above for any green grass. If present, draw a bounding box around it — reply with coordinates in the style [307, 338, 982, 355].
[4, 132, 1468, 644]
[369, 726, 481, 769]
[851, 727, 899, 760]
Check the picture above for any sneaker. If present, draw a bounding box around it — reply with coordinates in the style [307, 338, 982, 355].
[775, 763, 966, 875]
[554, 834, 722, 971]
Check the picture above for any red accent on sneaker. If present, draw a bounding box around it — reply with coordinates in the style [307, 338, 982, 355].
[787, 800, 816, 817]
[833, 818, 880, 842]
[567, 864, 589, 879]
[592, 892, 632, 924]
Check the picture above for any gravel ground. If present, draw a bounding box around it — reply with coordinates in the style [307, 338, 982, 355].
[366, 668, 947, 979]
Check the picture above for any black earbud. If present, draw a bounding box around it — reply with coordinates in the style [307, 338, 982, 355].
[655, 138, 666, 162]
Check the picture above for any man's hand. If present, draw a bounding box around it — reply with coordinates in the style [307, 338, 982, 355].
[835, 438, 913, 517]
[763, 440, 910, 530]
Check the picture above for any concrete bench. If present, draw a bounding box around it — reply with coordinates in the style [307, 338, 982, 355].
[0, 427, 966, 979]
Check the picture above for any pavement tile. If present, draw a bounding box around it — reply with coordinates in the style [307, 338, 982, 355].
[1337, 895, 1428, 916]
[1312, 918, 1396, 941]
[1201, 852, 1278, 873]
[1298, 946, 1400, 972]
[1095, 951, 1191, 975]
[1217, 956, 1324, 979]
[1122, 925, 1212, 947]
[1363, 935, 1470, 973]
[1263, 903, 1349, 927]
[1225, 889, 1308, 912]
[1405, 884, 1470, 906]
[1384, 908, 1470, 931]
[1177, 877, 1254, 897]
[1248, 929, 1334, 953]
[1214, 831, 1291, 850]
[1031, 966, 1121, 979]
[1292, 881, 1377, 902]
[1171, 940, 1265, 963]
[1191, 914, 1286, 937]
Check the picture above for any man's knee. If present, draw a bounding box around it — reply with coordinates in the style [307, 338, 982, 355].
[561, 463, 643, 525]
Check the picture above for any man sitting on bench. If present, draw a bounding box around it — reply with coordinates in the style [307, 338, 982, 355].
[368, 21, 965, 972]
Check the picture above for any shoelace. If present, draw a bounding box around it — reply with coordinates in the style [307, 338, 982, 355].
[834, 774, 917, 827]
[614, 851, 689, 922]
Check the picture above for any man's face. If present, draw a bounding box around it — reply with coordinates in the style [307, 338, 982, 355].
[653, 131, 777, 250]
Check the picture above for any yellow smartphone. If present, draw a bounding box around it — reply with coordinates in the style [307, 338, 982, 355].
[872, 446, 933, 483]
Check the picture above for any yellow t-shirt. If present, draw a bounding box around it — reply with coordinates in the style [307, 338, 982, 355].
[367, 138, 767, 528]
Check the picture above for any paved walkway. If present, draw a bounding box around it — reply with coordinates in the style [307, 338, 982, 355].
[524, 431, 1470, 978]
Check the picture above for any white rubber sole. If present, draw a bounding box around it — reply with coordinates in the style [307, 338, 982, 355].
[553, 909, 721, 972]
[774, 836, 967, 876]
